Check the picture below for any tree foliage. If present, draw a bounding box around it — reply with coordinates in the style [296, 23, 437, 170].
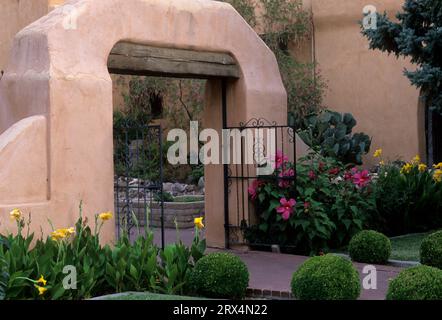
[361, 0, 442, 114]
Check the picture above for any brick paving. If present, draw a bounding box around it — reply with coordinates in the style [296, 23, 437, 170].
[149, 228, 403, 300]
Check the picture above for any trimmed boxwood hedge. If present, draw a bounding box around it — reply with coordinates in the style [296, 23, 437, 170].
[387, 265, 442, 300]
[188, 252, 249, 299]
[291, 254, 361, 300]
[420, 230, 442, 269]
[348, 230, 391, 264]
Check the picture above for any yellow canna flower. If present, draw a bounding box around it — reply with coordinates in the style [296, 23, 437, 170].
[51, 229, 66, 241]
[37, 275, 47, 286]
[433, 162, 442, 170]
[9, 208, 22, 221]
[412, 155, 421, 164]
[401, 163, 413, 174]
[434, 170, 442, 183]
[418, 164, 427, 173]
[98, 212, 113, 221]
[35, 285, 47, 296]
[373, 149, 382, 158]
[194, 217, 204, 230]
[51, 227, 75, 241]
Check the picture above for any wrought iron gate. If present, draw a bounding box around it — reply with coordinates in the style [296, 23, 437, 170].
[113, 122, 165, 248]
[223, 118, 297, 248]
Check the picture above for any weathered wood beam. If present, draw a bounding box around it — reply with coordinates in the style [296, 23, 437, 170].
[108, 42, 240, 79]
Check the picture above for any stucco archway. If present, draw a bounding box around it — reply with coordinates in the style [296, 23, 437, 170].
[0, 0, 287, 246]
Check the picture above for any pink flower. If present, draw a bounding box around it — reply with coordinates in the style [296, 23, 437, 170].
[273, 150, 288, 169]
[308, 170, 316, 180]
[352, 169, 371, 188]
[276, 198, 296, 221]
[278, 168, 295, 188]
[248, 180, 264, 200]
[344, 171, 353, 181]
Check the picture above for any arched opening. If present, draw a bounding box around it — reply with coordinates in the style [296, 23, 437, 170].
[108, 41, 240, 247]
[0, 0, 288, 248]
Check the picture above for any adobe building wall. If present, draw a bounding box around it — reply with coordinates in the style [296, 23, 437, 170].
[0, 0, 49, 74]
[310, 0, 422, 165]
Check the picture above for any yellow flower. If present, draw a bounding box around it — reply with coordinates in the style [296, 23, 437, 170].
[401, 163, 413, 174]
[9, 208, 22, 221]
[434, 170, 442, 183]
[37, 275, 47, 286]
[379, 160, 385, 166]
[35, 285, 47, 296]
[412, 155, 421, 164]
[194, 217, 204, 229]
[51, 229, 67, 241]
[418, 164, 427, 173]
[433, 162, 442, 169]
[51, 227, 75, 241]
[98, 212, 113, 221]
[373, 149, 382, 158]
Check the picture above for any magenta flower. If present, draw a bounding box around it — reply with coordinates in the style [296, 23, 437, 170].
[276, 198, 296, 221]
[248, 180, 264, 200]
[328, 167, 340, 175]
[343, 171, 353, 181]
[308, 170, 316, 180]
[352, 169, 371, 188]
[273, 150, 288, 169]
[278, 168, 295, 188]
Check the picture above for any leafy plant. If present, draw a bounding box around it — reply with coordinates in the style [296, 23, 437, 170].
[371, 157, 442, 236]
[348, 230, 392, 264]
[245, 151, 376, 254]
[297, 110, 372, 165]
[420, 230, 442, 269]
[0, 206, 207, 300]
[0, 237, 9, 300]
[387, 265, 442, 300]
[188, 252, 249, 299]
[291, 254, 361, 300]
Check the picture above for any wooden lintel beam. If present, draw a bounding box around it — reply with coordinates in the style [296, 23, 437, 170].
[108, 42, 240, 79]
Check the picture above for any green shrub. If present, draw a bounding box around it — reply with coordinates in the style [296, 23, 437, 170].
[348, 230, 391, 264]
[188, 252, 249, 299]
[291, 254, 360, 300]
[420, 231, 442, 269]
[387, 265, 442, 300]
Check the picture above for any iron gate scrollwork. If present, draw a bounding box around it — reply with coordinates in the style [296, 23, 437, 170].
[113, 121, 165, 248]
[223, 117, 297, 249]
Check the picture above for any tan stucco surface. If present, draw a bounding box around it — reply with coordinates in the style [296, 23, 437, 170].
[0, 0, 49, 73]
[312, 0, 422, 165]
[0, 0, 287, 246]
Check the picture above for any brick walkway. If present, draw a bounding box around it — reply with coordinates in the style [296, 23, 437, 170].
[216, 250, 403, 300]
[150, 228, 403, 300]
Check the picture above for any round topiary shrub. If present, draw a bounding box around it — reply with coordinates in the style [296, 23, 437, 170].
[291, 254, 361, 300]
[420, 230, 442, 269]
[188, 252, 249, 299]
[386, 265, 442, 300]
[348, 230, 391, 264]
